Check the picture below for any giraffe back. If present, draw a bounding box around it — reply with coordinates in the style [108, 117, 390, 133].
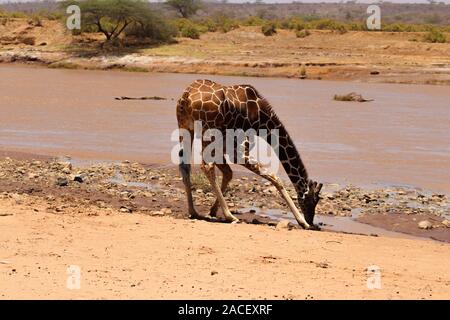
[176, 79, 275, 132]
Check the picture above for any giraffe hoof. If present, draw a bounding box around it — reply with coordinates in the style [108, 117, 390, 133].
[189, 212, 202, 220]
[204, 214, 218, 221]
[307, 224, 321, 231]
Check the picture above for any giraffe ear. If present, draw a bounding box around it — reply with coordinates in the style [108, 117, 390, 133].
[307, 179, 322, 204]
[314, 182, 323, 202]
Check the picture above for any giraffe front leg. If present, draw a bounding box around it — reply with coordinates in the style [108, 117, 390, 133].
[242, 162, 311, 229]
[201, 162, 239, 223]
[209, 162, 233, 217]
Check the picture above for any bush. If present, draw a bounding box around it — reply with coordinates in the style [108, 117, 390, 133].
[172, 18, 202, 38]
[424, 29, 446, 43]
[310, 19, 347, 33]
[215, 16, 239, 33]
[125, 13, 176, 42]
[261, 22, 276, 36]
[296, 29, 310, 38]
[288, 17, 306, 31]
[126, 22, 176, 42]
[348, 22, 366, 31]
[180, 22, 200, 39]
[201, 18, 218, 32]
[244, 15, 265, 27]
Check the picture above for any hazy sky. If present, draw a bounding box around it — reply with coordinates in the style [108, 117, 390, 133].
[0, 0, 449, 3]
[0, 0, 449, 4]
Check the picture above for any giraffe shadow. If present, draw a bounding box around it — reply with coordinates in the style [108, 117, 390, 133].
[193, 211, 280, 227]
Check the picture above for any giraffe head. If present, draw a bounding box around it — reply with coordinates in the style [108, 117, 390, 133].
[298, 179, 323, 229]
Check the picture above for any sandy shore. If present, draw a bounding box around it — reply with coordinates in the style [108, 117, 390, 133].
[0, 152, 449, 299]
[0, 195, 449, 300]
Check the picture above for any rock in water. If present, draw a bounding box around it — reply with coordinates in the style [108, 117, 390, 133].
[441, 220, 450, 228]
[418, 220, 433, 230]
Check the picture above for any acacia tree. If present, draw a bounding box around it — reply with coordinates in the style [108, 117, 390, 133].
[166, 0, 202, 18]
[69, 0, 155, 41]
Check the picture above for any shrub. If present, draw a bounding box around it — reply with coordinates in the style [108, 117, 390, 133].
[310, 19, 347, 33]
[296, 29, 310, 38]
[261, 22, 276, 36]
[125, 14, 176, 42]
[348, 22, 366, 31]
[335, 24, 348, 34]
[288, 17, 306, 31]
[180, 22, 200, 39]
[424, 29, 446, 43]
[201, 18, 218, 32]
[244, 15, 265, 27]
[213, 15, 239, 33]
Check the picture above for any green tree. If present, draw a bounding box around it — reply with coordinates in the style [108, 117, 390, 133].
[166, 0, 202, 19]
[63, 0, 156, 41]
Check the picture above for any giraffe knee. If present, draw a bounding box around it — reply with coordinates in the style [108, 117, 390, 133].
[179, 163, 191, 183]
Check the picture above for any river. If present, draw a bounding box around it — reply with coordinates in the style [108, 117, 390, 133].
[1, 64, 449, 193]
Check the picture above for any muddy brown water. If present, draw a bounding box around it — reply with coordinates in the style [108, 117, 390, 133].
[1, 64, 449, 196]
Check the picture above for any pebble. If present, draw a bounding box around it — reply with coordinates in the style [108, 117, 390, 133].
[73, 175, 83, 183]
[119, 206, 132, 213]
[55, 176, 68, 187]
[418, 220, 433, 230]
[441, 220, 450, 228]
[276, 219, 293, 231]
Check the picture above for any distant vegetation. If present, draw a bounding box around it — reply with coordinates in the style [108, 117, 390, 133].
[166, 0, 202, 19]
[424, 29, 447, 43]
[0, 1, 449, 44]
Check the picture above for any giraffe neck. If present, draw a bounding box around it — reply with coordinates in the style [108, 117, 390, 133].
[260, 115, 309, 195]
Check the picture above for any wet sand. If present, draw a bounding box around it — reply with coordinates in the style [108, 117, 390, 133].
[1, 65, 449, 193]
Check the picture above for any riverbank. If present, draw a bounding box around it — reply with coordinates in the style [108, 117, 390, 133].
[1, 19, 449, 85]
[0, 153, 448, 242]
